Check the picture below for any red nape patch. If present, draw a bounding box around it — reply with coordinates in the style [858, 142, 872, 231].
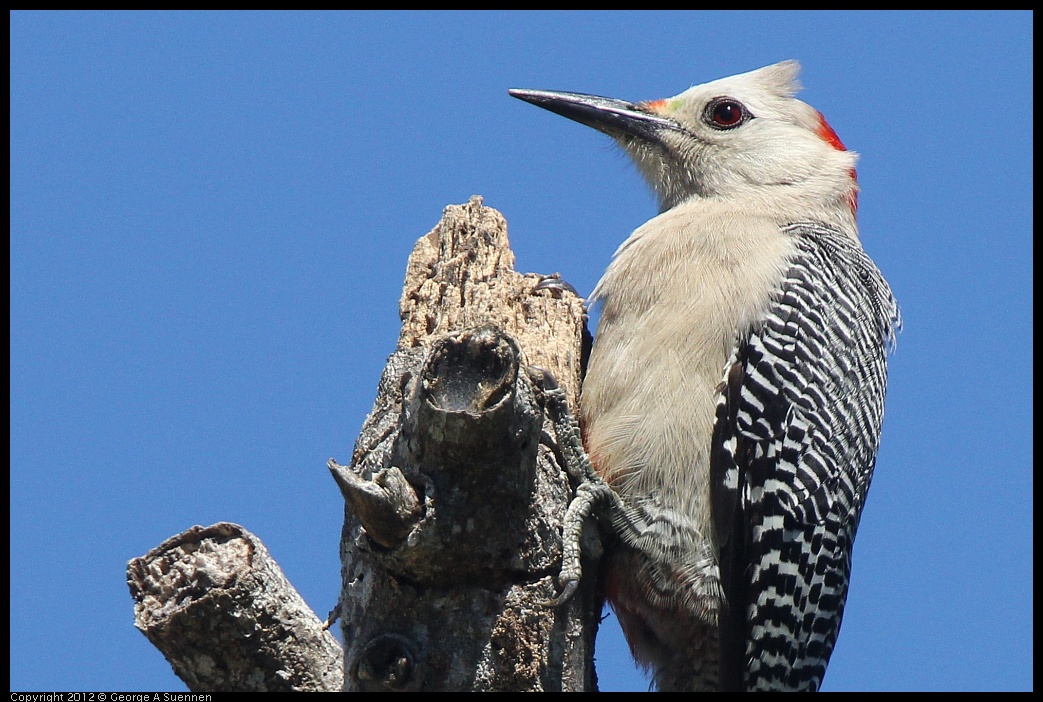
[847, 183, 859, 214]
[817, 110, 859, 213]
[815, 110, 847, 151]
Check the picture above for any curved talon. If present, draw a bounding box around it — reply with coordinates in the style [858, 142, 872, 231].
[534, 274, 580, 297]
[529, 365, 560, 392]
[540, 578, 580, 608]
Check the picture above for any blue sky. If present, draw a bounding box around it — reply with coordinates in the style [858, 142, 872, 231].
[10, 11, 1031, 692]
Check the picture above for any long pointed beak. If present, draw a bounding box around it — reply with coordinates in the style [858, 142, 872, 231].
[508, 88, 680, 142]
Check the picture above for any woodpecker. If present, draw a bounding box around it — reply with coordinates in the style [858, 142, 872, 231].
[510, 61, 899, 691]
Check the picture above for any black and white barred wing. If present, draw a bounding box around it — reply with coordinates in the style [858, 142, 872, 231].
[712, 222, 900, 692]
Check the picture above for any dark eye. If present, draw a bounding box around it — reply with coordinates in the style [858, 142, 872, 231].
[705, 98, 750, 130]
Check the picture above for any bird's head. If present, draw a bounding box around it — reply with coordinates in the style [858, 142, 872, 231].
[510, 61, 858, 225]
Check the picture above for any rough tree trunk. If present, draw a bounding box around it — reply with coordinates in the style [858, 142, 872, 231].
[128, 197, 599, 692]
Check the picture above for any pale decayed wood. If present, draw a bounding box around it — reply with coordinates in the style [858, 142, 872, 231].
[399, 195, 586, 409]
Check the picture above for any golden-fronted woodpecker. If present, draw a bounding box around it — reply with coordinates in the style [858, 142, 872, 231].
[510, 61, 900, 691]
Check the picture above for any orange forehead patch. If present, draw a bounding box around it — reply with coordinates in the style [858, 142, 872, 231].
[641, 98, 669, 114]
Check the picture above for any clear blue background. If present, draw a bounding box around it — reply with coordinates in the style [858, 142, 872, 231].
[10, 11, 1032, 692]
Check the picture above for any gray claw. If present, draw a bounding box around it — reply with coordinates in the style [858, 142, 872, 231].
[534, 274, 580, 297]
[540, 578, 580, 608]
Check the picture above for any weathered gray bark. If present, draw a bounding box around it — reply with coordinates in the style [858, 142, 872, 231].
[127, 522, 343, 691]
[127, 197, 597, 692]
[329, 196, 599, 691]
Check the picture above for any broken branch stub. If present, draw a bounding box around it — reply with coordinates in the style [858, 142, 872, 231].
[127, 522, 343, 692]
